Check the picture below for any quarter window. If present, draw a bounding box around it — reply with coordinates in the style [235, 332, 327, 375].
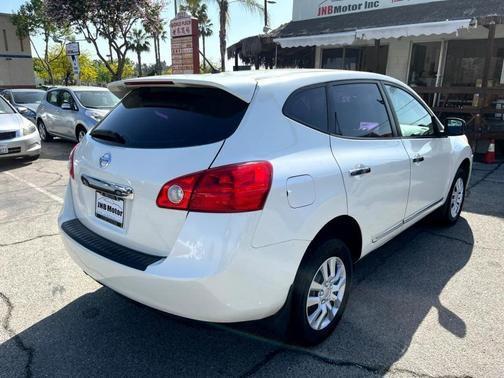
[47, 91, 59, 106]
[385, 85, 434, 137]
[283, 86, 328, 133]
[329, 83, 393, 138]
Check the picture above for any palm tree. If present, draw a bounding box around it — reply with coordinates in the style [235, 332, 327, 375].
[180, 1, 214, 70]
[211, 0, 264, 72]
[128, 28, 150, 77]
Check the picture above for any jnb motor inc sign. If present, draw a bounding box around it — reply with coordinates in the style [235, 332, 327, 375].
[292, 0, 446, 21]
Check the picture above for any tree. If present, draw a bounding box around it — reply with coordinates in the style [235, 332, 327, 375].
[128, 28, 151, 77]
[46, 0, 156, 80]
[180, 0, 213, 70]
[143, 0, 167, 75]
[210, 0, 264, 71]
[34, 47, 96, 85]
[11, 0, 68, 84]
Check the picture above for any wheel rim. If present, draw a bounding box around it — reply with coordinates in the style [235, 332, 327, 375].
[78, 130, 86, 142]
[306, 256, 346, 331]
[38, 123, 46, 140]
[450, 177, 465, 218]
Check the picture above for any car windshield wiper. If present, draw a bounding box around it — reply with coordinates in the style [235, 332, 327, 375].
[90, 129, 126, 144]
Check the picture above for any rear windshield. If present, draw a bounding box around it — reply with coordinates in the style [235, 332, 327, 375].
[12, 91, 45, 104]
[91, 87, 249, 148]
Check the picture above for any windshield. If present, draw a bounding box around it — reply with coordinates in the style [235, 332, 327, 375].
[0, 97, 15, 114]
[74, 91, 119, 109]
[12, 91, 45, 104]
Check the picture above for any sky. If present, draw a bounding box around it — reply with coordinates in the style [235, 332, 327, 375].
[0, 0, 294, 69]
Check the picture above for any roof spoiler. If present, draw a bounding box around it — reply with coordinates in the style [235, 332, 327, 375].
[108, 75, 257, 103]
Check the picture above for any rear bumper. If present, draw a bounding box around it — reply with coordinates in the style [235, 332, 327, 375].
[0, 132, 41, 159]
[58, 184, 309, 323]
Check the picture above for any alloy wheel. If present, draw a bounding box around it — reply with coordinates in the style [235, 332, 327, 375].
[450, 177, 464, 218]
[306, 256, 346, 331]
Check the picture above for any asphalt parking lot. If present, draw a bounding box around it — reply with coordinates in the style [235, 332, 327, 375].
[1, 140, 503, 377]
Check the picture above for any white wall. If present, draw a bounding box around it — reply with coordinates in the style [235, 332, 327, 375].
[385, 40, 411, 82]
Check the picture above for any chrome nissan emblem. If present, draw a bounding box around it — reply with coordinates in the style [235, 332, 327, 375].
[99, 153, 111, 168]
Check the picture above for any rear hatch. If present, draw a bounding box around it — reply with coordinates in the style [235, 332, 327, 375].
[72, 83, 252, 257]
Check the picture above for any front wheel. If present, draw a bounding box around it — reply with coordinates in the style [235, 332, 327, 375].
[434, 168, 467, 225]
[37, 120, 52, 142]
[289, 239, 352, 345]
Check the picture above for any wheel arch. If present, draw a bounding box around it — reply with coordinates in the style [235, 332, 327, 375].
[75, 124, 87, 140]
[304, 215, 362, 265]
[459, 158, 471, 184]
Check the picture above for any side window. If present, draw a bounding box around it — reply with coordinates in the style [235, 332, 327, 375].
[47, 91, 59, 106]
[283, 86, 328, 133]
[329, 83, 393, 138]
[61, 91, 75, 108]
[384, 85, 435, 137]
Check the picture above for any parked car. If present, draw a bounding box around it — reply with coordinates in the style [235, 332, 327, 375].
[1, 89, 46, 124]
[36, 86, 119, 143]
[0, 95, 41, 161]
[58, 70, 472, 345]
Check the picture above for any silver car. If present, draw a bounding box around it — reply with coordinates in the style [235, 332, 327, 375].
[0, 95, 41, 161]
[1, 89, 46, 124]
[36, 86, 119, 143]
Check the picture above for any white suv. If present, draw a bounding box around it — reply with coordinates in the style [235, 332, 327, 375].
[58, 70, 472, 344]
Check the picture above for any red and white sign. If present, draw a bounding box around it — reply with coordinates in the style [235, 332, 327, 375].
[292, 0, 446, 21]
[170, 12, 200, 74]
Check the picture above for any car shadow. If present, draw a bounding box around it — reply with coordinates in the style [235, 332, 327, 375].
[0, 218, 473, 376]
[0, 139, 75, 173]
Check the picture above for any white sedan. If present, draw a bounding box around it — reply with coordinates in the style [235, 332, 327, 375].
[58, 70, 472, 345]
[0, 95, 41, 161]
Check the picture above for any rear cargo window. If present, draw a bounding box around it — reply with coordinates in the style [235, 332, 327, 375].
[91, 87, 248, 148]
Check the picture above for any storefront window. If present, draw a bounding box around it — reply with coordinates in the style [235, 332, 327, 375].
[444, 39, 504, 87]
[408, 42, 441, 87]
[322, 46, 388, 73]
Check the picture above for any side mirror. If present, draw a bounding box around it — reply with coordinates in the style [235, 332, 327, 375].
[444, 117, 466, 136]
[17, 106, 28, 114]
[61, 102, 73, 110]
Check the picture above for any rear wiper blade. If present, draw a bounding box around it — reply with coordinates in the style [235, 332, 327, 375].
[91, 129, 126, 144]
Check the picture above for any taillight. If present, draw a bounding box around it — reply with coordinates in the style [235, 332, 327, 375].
[156, 161, 273, 213]
[68, 144, 78, 179]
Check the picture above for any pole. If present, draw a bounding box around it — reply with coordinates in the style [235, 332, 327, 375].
[174, 0, 178, 15]
[264, 0, 268, 30]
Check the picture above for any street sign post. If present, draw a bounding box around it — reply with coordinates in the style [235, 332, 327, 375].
[170, 12, 200, 74]
[66, 42, 81, 84]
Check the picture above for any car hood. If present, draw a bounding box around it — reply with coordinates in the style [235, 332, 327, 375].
[85, 108, 112, 117]
[0, 114, 23, 132]
[20, 103, 40, 113]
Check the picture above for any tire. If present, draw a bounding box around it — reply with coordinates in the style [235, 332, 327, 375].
[434, 168, 467, 225]
[289, 239, 352, 345]
[24, 154, 40, 162]
[76, 126, 87, 143]
[37, 120, 52, 142]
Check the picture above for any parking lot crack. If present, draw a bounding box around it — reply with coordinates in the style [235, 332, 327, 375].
[468, 162, 503, 191]
[0, 292, 34, 378]
[240, 348, 284, 377]
[423, 231, 473, 247]
[0, 233, 59, 247]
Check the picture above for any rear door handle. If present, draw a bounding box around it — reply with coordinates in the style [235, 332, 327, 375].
[349, 166, 372, 176]
[412, 156, 425, 163]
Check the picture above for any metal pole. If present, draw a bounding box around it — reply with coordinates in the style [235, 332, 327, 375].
[174, 0, 178, 15]
[264, 0, 268, 29]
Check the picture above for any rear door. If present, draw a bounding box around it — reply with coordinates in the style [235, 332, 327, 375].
[383, 84, 452, 220]
[328, 82, 411, 251]
[72, 86, 249, 256]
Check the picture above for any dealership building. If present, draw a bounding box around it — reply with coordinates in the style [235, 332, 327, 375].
[0, 13, 35, 89]
[228, 0, 504, 153]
